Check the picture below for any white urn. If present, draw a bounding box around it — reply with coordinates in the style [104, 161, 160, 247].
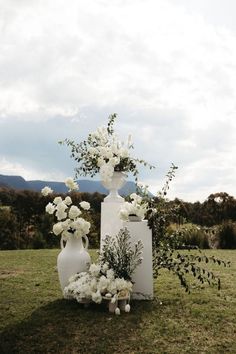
[101, 171, 127, 203]
[57, 235, 91, 292]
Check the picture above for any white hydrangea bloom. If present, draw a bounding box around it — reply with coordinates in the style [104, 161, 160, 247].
[53, 222, 63, 236]
[45, 202, 55, 214]
[79, 201, 90, 210]
[53, 196, 63, 205]
[55, 210, 67, 221]
[68, 205, 81, 219]
[64, 196, 72, 206]
[41, 186, 53, 196]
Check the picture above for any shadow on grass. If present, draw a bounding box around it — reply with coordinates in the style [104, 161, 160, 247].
[0, 298, 155, 354]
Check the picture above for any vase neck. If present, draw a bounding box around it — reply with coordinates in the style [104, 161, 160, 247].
[66, 236, 83, 249]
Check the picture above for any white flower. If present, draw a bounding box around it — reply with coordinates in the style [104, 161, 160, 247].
[105, 293, 112, 298]
[130, 193, 142, 204]
[80, 201, 90, 210]
[106, 269, 114, 280]
[92, 290, 102, 304]
[55, 210, 67, 221]
[53, 196, 63, 205]
[53, 222, 63, 236]
[73, 218, 91, 236]
[109, 156, 120, 167]
[119, 147, 129, 158]
[65, 177, 79, 191]
[102, 262, 109, 272]
[45, 202, 55, 214]
[119, 209, 129, 221]
[97, 275, 109, 292]
[41, 186, 53, 196]
[64, 196, 72, 205]
[89, 263, 101, 277]
[69, 205, 81, 219]
[97, 157, 105, 167]
[100, 163, 114, 182]
[125, 304, 131, 313]
[56, 201, 68, 212]
[115, 307, 120, 315]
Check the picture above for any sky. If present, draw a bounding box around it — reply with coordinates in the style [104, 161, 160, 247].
[0, 0, 236, 202]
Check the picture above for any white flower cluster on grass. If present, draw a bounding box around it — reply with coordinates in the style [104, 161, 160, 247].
[63, 262, 133, 310]
[119, 193, 149, 221]
[41, 178, 91, 240]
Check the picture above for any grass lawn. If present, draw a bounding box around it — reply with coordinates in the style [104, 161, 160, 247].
[0, 249, 236, 354]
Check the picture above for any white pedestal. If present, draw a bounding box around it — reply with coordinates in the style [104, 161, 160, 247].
[124, 221, 153, 300]
[100, 202, 124, 250]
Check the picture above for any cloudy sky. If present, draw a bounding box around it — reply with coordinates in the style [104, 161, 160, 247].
[1, 0, 236, 202]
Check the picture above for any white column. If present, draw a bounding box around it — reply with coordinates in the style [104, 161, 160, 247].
[124, 220, 153, 300]
[100, 201, 124, 250]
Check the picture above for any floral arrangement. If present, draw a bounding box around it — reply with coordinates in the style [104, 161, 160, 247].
[60, 113, 154, 182]
[63, 228, 143, 314]
[41, 178, 91, 242]
[119, 192, 149, 221]
[64, 264, 132, 315]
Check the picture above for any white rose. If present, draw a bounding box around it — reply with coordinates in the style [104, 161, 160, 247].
[64, 196, 72, 206]
[53, 222, 63, 236]
[79, 201, 90, 210]
[41, 186, 53, 196]
[45, 202, 55, 214]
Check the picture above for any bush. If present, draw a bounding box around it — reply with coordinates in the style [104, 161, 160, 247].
[179, 225, 210, 249]
[217, 221, 236, 249]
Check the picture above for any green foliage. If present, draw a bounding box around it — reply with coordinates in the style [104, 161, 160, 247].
[100, 228, 143, 280]
[176, 224, 210, 249]
[146, 164, 230, 292]
[217, 221, 236, 249]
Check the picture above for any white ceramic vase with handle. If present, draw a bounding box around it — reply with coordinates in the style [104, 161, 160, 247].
[57, 235, 91, 292]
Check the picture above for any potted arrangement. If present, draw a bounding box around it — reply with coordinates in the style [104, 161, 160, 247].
[60, 114, 154, 202]
[119, 192, 150, 222]
[63, 228, 143, 314]
[41, 178, 91, 291]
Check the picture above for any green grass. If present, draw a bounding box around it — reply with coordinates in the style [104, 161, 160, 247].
[0, 249, 236, 354]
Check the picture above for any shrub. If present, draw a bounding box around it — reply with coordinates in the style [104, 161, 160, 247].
[217, 221, 236, 249]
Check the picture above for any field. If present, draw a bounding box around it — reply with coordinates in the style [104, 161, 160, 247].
[0, 249, 236, 354]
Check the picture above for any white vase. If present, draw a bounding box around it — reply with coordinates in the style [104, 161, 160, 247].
[101, 171, 127, 203]
[57, 235, 91, 292]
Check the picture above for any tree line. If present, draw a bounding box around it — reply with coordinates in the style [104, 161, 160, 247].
[0, 188, 236, 250]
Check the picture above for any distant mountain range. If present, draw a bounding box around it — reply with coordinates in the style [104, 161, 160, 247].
[0, 174, 137, 196]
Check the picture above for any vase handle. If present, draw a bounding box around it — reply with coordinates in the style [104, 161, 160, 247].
[82, 235, 89, 250]
[60, 235, 65, 250]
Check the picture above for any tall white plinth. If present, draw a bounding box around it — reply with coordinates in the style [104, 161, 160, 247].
[124, 220, 153, 300]
[100, 202, 124, 250]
